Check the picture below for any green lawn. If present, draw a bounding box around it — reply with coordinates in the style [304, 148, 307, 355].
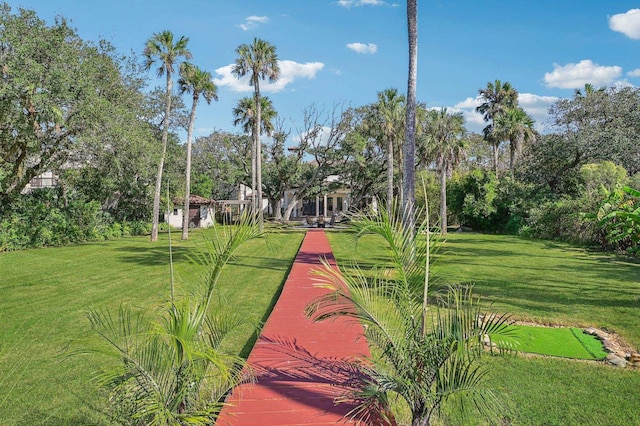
[0, 228, 304, 425]
[3, 229, 639, 425]
[494, 325, 607, 360]
[327, 230, 640, 426]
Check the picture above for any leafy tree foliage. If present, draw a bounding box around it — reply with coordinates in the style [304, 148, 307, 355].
[0, 5, 148, 203]
[190, 131, 251, 200]
[339, 107, 387, 209]
[598, 186, 640, 253]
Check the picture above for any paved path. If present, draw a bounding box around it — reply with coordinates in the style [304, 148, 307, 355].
[216, 229, 375, 425]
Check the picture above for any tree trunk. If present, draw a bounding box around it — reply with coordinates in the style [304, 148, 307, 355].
[412, 415, 430, 426]
[283, 196, 298, 222]
[255, 83, 264, 231]
[182, 93, 198, 240]
[492, 141, 499, 179]
[270, 197, 282, 220]
[251, 136, 256, 212]
[151, 71, 173, 242]
[509, 138, 516, 180]
[440, 162, 447, 235]
[387, 137, 394, 215]
[403, 0, 418, 228]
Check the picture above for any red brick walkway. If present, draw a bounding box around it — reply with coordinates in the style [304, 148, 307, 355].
[216, 229, 373, 425]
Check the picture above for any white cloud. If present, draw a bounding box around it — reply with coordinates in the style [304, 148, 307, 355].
[518, 93, 559, 131]
[346, 42, 378, 54]
[454, 96, 481, 110]
[609, 9, 640, 39]
[214, 60, 325, 93]
[628, 68, 640, 77]
[239, 15, 269, 31]
[452, 96, 489, 132]
[337, 0, 385, 7]
[452, 93, 558, 132]
[543, 59, 622, 89]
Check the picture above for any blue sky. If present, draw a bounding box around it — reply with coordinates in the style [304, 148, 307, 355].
[14, 0, 640, 139]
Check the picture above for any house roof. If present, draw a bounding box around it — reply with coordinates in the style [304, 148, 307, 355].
[173, 195, 215, 206]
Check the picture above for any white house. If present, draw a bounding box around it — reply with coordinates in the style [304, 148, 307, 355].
[166, 195, 216, 229]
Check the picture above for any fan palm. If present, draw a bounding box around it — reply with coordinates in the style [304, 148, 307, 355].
[306, 205, 515, 426]
[493, 107, 535, 178]
[144, 30, 192, 242]
[424, 108, 467, 234]
[476, 80, 518, 177]
[232, 96, 277, 211]
[232, 38, 280, 230]
[370, 89, 406, 215]
[178, 63, 218, 240]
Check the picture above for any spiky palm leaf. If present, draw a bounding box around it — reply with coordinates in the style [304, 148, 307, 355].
[71, 220, 260, 424]
[306, 206, 517, 425]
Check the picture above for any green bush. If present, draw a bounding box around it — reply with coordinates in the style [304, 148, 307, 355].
[448, 169, 538, 234]
[0, 189, 151, 251]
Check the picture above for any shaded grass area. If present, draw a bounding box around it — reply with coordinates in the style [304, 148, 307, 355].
[327, 230, 640, 426]
[494, 325, 607, 360]
[440, 355, 640, 426]
[0, 228, 304, 425]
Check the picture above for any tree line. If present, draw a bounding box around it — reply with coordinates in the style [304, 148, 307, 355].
[1, 3, 638, 252]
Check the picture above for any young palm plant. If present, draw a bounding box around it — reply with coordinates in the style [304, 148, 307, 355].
[305, 203, 516, 426]
[72, 214, 262, 425]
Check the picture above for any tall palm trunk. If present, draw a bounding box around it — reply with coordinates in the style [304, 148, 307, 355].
[403, 0, 418, 227]
[251, 136, 256, 212]
[182, 93, 198, 240]
[151, 72, 173, 242]
[440, 162, 447, 235]
[492, 141, 499, 179]
[509, 138, 516, 179]
[387, 137, 394, 215]
[254, 83, 263, 230]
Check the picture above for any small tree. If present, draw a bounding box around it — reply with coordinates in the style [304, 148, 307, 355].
[306, 204, 515, 425]
[72, 214, 262, 424]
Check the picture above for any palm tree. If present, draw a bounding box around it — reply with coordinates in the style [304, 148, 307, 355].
[306, 206, 515, 426]
[232, 38, 280, 230]
[232, 96, 277, 210]
[493, 107, 535, 178]
[370, 88, 406, 215]
[404, 0, 418, 227]
[476, 80, 518, 177]
[144, 30, 192, 242]
[425, 108, 466, 234]
[74, 215, 263, 424]
[178, 63, 218, 240]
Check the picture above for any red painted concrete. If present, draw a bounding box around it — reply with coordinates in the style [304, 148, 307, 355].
[216, 230, 381, 425]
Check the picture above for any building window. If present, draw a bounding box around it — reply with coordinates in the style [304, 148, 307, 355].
[336, 197, 343, 211]
[327, 197, 333, 211]
[173, 208, 178, 215]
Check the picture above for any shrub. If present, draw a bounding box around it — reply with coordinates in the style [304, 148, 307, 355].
[0, 189, 151, 251]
